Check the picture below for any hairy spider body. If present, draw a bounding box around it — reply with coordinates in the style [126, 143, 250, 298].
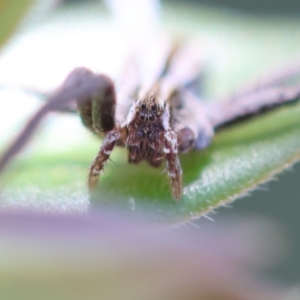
[54, 43, 299, 202]
[125, 93, 182, 198]
[82, 78, 183, 199]
[126, 93, 168, 165]
[0, 43, 299, 201]
[68, 44, 215, 200]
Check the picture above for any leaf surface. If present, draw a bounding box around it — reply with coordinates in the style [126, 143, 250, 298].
[1, 3, 300, 223]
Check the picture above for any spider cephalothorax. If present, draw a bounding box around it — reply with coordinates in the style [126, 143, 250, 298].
[126, 94, 169, 165]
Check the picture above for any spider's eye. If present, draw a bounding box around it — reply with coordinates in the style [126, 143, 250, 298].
[141, 103, 146, 110]
[149, 115, 155, 121]
[151, 104, 157, 111]
[140, 114, 145, 120]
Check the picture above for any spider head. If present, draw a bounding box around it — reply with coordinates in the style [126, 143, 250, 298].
[135, 94, 166, 123]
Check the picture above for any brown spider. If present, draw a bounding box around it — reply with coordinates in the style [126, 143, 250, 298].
[0, 44, 299, 201]
[60, 44, 300, 201]
[70, 45, 214, 200]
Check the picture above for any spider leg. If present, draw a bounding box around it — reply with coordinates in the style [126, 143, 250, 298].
[158, 85, 215, 153]
[208, 84, 300, 129]
[115, 56, 141, 126]
[69, 67, 116, 134]
[223, 59, 300, 101]
[88, 129, 121, 191]
[159, 42, 208, 100]
[164, 129, 182, 200]
[155, 43, 213, 153]
[63, 67, 121, 191]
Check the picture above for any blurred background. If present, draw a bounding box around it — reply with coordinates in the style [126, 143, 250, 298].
[171, 0, 300, 13]
[0, 0, 299, 288]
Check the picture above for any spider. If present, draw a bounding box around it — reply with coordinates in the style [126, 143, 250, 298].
[0, 43, 299, 201]
[60, 44, 300, 201]
[68, 44, 215, 201]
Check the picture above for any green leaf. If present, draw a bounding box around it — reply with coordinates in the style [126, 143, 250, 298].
[3, 103, 300, 222]
[87, 103, 300, 221]
[1, 3, 300, 223]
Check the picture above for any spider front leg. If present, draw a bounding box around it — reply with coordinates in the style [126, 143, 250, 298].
[164, 130, 182, 200]
[71, 67, 116, 134]
[68, 67, 120, 191]
[88, 129, 121, 191]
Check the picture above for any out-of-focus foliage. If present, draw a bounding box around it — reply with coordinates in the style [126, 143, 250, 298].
[0, 211, 294, 300]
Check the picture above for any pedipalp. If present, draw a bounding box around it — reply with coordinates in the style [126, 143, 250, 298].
[88, 129, 121, 191]
[164, 129, 182, 200]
